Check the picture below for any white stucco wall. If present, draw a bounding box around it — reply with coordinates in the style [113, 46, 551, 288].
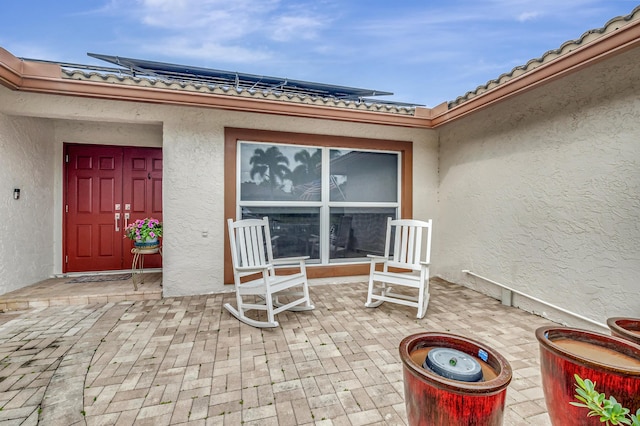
[0, 113, 55, 294]
[160, 109, 437, 296]
[0, 86, 437, 296]
[435, 47, 640, 329]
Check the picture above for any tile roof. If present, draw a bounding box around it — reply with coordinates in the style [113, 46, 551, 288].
[11, 5, 638, 120]
[59, 62, 419, 116]
[448, 5, 640, 108]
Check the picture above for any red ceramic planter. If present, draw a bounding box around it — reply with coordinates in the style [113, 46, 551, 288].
[536, 326, 640, 426]
[399, 332, 512, 426]
[607, 317, 640, 345]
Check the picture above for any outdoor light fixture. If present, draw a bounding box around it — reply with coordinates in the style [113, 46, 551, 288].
[13, 188, 20, 200]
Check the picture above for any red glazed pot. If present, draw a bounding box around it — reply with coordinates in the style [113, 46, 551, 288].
[536, 326, 640, 426]
[399, 332, 512, 426]
[607, 317, 640, 345]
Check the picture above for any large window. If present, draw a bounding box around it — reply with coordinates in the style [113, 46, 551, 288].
[224, 128, 413, 282]
[237, 142, 400, 264]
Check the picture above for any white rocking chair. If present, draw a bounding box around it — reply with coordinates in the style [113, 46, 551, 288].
[365, 218, 433, 319]
[225, 217, 314, 328]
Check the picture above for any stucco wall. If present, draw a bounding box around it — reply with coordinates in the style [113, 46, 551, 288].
[0, 113, 55, 293]
[436, 46, 640, 329]
[0, 87, 437, 296]
[160, 109, 437, 296]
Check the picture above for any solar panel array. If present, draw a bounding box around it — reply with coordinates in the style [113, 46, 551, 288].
[87, 53, 406, 104]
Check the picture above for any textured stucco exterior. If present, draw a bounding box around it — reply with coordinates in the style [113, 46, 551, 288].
[160, 111, 438, 296]
[0, 86, 437, 297]
[0, 114, 55, 294]
[436, 46, 640, 328]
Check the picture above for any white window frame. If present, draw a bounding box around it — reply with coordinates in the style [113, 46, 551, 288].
[236, 140, 402, 265]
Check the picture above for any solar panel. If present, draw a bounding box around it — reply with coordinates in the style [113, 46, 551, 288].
[88, 53, 395, 102]
[20, 53, 422, 106]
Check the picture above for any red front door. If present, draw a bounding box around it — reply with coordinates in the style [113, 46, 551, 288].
[122, 147, 163, 269]
[65, 144, 163, 272]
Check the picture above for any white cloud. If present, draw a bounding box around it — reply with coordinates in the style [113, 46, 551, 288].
[270, 16, 324, 42]
[517, 11, 542, 22]
[98, 0, 333, 63]
[143, 37, 272, 63]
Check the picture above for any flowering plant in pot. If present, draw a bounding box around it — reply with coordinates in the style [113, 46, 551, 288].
[124, 217, 162, 247]
[572, 374, 640, 425]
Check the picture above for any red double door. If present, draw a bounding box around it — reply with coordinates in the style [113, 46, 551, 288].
[65, 144, 163, 273]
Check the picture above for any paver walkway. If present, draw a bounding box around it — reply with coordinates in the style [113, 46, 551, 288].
[0, 278, 555, 425]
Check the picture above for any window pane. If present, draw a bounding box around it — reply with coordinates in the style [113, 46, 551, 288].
[329, 207, 396, 261]
[240, 142, 322, 201]
[241, 207, 320, 259]
[329, 150, 398, 202]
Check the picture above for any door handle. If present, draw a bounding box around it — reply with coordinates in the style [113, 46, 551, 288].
[124, 213, 130, 229]
[115, 213, 121, 232]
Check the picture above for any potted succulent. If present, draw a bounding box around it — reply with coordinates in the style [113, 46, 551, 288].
[572, 374, 640, 425]
[124, 217, 162, 248]
[535, 326, 640, 425]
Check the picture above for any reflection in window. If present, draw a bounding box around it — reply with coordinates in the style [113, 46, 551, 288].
[329, 208, 397, 261]
[240, 143, 322, 201]
[330, 150, 398, 202]
[238, 141, 400, 264]
[241, 207, 320, 260]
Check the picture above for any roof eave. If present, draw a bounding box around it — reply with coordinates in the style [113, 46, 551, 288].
[0, 48, 432, 129]
[430, 15, 640, 127]
[1, 14, 638, 130]
[0, 48, 25, 89]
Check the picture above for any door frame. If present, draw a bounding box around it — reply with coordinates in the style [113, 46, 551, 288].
[63, 142, 163, 273]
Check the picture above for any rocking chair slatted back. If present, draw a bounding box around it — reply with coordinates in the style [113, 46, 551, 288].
[387, 218, 432, 270]
[229, 217, 273, 271]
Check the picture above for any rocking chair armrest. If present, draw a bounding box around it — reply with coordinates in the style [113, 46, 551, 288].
[419, 261, 431, 267]
[272, 256, 310, 266]
[367, 254, 388, 263]
[235, 265, 272, 273]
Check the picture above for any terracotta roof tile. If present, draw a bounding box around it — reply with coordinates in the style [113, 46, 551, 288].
[448, 5, 640, 108]
[61, 68, 417, 116]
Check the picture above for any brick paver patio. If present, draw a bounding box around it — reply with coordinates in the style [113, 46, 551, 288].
[0, 277, 555, 425]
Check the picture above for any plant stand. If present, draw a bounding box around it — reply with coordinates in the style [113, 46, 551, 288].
[131, 246, 162, 291]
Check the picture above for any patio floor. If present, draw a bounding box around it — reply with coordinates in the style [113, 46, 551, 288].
[0, 275, 556, 425]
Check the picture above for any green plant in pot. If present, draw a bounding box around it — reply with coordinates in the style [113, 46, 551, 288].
[572, 374, 640, 425]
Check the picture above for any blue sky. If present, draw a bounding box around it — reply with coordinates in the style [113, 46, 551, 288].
[1, 1, 637, 107]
